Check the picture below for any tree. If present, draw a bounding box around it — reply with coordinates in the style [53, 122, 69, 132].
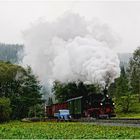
[0, 61, 26, 98]
[28, 104, 44, 118]
[108, 66, 133, 112]
[0, 61, 43, 119]
[128, 47, 140, 102]
[109, 66, 129, 98]
[11, 66, 42, 119]
[115, 66, 130, 97]
[0, 97, 11, 122]
[53, 81, 100, 102]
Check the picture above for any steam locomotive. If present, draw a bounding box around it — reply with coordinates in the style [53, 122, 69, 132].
[46, 91, 116, 119]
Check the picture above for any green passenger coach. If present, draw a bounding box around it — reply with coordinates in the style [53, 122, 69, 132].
[67, 96, 83, 118]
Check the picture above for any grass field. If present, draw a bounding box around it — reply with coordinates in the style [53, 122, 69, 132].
[0, 121, 140, 139]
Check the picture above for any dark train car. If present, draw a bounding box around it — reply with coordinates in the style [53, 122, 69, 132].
[67, 93, 115, 118]
[46, 102, 68, 118]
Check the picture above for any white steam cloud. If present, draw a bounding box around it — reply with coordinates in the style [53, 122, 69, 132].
[23, 12, 120, 88]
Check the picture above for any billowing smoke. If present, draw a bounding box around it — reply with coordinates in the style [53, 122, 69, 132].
[23, 12, 120, 89]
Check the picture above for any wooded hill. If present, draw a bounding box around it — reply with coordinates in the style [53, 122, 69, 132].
[0, 43, 23, 64]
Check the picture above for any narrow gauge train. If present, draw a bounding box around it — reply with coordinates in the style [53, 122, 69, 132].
[46, 92, 116, 119]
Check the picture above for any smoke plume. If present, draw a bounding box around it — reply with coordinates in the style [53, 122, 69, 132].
[23, 12, 120, 88]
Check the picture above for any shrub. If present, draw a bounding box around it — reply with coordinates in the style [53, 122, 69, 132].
[115, 93, 135, 113]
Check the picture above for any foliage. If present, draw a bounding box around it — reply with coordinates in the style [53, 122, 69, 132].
[0, 61, 26, 97]
[114, 94, 135, 113]
[0, 43, 23, 63]
[53, 81, 100, 102]
[108, 47, 140, 113]
[114, 66, 129, 97]
[0, 98, 11, 122]
[0, 61, 43, 119]
[108, 66, 133, 113]
[11, 66, 43, 119]
[28, 104, 45, 118]
[0, 122, 140, 139]
[109, 47, 140, 113]
[128, 47, 140, 101]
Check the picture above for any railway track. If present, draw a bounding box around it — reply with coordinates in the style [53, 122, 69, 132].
[75, 117, 140, 127]
[77, 117, 140, 124]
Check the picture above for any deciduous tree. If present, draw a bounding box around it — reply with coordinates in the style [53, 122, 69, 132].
[128, 47, 140, 101]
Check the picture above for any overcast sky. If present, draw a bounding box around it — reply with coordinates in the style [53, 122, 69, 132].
[0, 1, 140, 53]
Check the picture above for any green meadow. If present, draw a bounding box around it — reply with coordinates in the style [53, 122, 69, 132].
[0, 121, 140, 139]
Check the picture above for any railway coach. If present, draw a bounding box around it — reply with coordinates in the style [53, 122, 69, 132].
[46, 92, 116, 119]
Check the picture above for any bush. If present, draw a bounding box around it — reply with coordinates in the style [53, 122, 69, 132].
[0, 98, 11, 122]
[115, 93, 135, 113]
